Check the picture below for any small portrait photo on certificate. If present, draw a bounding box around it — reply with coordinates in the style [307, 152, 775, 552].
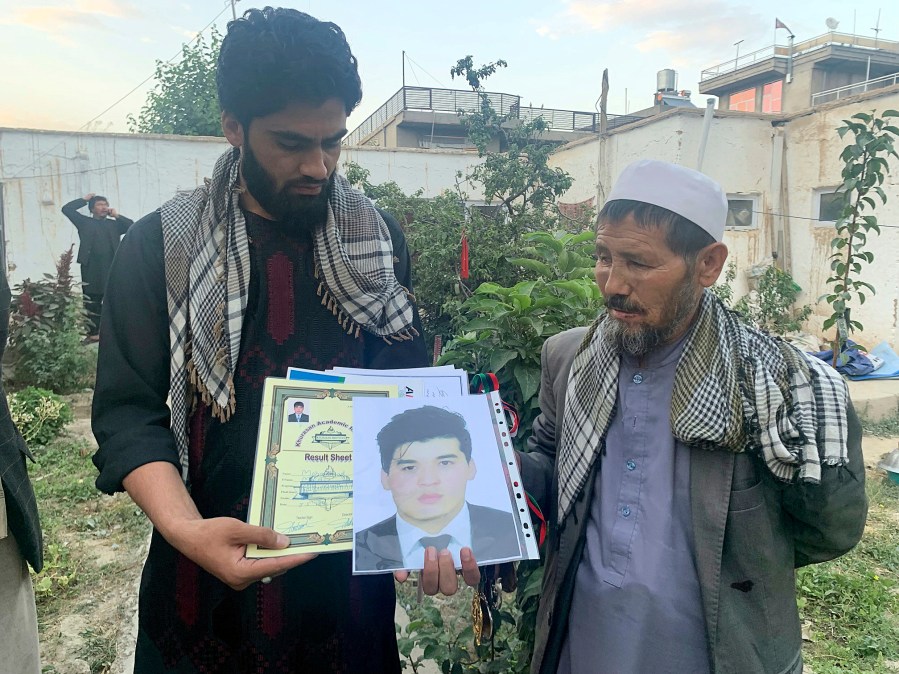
[352, 397, 526, 574]
[286, 398, 310, 423]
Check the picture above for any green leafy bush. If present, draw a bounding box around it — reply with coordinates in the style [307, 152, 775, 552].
[710, 262, 811, 337]
[7, 247, 95, 393]
[345, 163, 543, 345]
[734, 264, 812, 336]
[822, 109, 898, 353]
[7, 386, 72, 447]
[365, 54, 592, 673]
[440, 230, 602, 443]
[433, 230, 600, 672]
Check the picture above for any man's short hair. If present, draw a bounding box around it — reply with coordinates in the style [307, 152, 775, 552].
[598, 199, 715, 261]
[88, 195, 108, 212]
[377, 406, 473, 473]
[217, 7, 363, 125]
[294, 401, 304, 409]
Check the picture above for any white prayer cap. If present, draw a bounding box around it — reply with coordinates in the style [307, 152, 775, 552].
[606, 159, 728, 242]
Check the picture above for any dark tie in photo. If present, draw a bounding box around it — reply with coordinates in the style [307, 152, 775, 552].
[419, 534, 452, 551]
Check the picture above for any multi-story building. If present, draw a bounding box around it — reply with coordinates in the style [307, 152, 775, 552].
[700, 31, 899, 113]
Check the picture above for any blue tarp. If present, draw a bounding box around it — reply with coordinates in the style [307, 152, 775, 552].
[847, 341, 899, 381]
[811, 340, 876, 377]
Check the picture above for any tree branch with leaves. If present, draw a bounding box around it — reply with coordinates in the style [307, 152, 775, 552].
[823, 109, 898, 364]
[128, 29, 223, 137]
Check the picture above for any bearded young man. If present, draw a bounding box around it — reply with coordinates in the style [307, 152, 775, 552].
[91, 8, 474, 673]
[519, 160, 868, 674]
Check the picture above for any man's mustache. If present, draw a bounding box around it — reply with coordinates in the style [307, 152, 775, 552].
[606, 295, 645, 314]
[284, 178, 329, 189]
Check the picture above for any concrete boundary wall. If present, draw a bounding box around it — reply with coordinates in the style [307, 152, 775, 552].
[0, 129, 483, 286]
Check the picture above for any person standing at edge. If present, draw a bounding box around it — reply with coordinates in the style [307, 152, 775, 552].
[519, 160, 868, 674]
[0, 269, 44, 674]
[61, 193, 133, 342]
[91, 8, 477, 673]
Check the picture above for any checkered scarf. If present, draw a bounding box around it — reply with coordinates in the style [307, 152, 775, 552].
[160, 148, 416, 482]
[556, 290, 849, 523]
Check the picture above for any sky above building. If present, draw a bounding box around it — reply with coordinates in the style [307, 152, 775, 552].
[0, 0, 892, 134]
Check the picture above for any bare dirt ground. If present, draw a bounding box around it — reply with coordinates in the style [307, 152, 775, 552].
[37, 392, 147, 674]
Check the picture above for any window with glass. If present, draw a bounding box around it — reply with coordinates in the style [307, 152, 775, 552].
[762, 80, 783, 113]
[726, 198, 756, 228]
[816, 190, 844, 225]
[728, 87, 756, 112]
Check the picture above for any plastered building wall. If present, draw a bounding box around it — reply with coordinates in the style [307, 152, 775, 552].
[3, 88, 898, 345]
[549, 91, 899, 346]
[0, 129, 483, 286]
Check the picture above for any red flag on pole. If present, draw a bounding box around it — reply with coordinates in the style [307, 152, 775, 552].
[775, 18, 792, 33]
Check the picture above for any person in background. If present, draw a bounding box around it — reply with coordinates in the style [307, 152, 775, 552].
[61, 193, 133, 342]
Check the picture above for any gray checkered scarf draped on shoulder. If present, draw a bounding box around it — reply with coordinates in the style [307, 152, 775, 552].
[160, 148, 416, 483]
[556, 290, 849, 523]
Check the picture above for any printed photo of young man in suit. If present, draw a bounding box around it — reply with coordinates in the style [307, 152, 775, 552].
[287, 401, 309, 423]
[354, 405, 520, 572]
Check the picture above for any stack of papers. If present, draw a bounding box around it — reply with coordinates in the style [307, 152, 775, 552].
[287, 365, 470, 398]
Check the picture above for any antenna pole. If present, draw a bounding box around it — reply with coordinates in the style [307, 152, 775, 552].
[865, 10, 882, 90]
[873, 9, 882, 47]
[734, 39, 744, 68]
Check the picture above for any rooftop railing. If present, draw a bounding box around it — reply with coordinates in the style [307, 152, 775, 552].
[811, 71, 899, 105]
[701, 45, 790, 81]
[345, 86, 641, 146]
[701, 32, 899, 82]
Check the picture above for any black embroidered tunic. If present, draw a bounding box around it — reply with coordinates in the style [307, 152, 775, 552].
[93, 208, 427, 673]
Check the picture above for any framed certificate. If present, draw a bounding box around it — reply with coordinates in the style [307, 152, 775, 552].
[246, 377, 397, 558]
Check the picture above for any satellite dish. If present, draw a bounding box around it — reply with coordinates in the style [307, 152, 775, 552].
[826, 17, 839, 30]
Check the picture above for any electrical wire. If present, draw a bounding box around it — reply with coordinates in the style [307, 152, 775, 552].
[404, 53, 449, 89]
[751, 209, 899, 229]
[6, 2, 231, 181]
[11, 162, 140, 181]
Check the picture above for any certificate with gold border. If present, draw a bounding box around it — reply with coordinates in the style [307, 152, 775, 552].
[246, 377, 397, 558]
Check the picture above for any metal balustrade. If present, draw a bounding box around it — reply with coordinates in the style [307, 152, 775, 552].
[344, 86, 641, 146]
[811, 72, 899, 105]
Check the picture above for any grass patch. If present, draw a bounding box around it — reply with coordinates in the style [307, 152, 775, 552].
[798, 476, 899, 673]
[80, 625, 119, 674]
[859, 412, 899, 438]
[28, 434, 149, 671]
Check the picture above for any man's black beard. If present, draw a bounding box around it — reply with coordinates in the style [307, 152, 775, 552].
[241, 142, 332, 226]
[602, 273, 700, 357]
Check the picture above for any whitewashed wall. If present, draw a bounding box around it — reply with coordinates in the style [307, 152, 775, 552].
[549, 91, 899, 347]
[4, 90, 898, 346]
[0, 129, 483, 286]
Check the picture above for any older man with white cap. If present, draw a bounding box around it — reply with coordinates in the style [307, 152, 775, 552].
[518, 159, 867, 674]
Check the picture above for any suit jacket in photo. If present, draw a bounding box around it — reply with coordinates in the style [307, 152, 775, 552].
[287, 413, 309, 423]
[354, 503, 520, 572]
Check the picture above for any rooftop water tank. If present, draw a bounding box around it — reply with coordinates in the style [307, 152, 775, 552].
[657, 69, 677, 93]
